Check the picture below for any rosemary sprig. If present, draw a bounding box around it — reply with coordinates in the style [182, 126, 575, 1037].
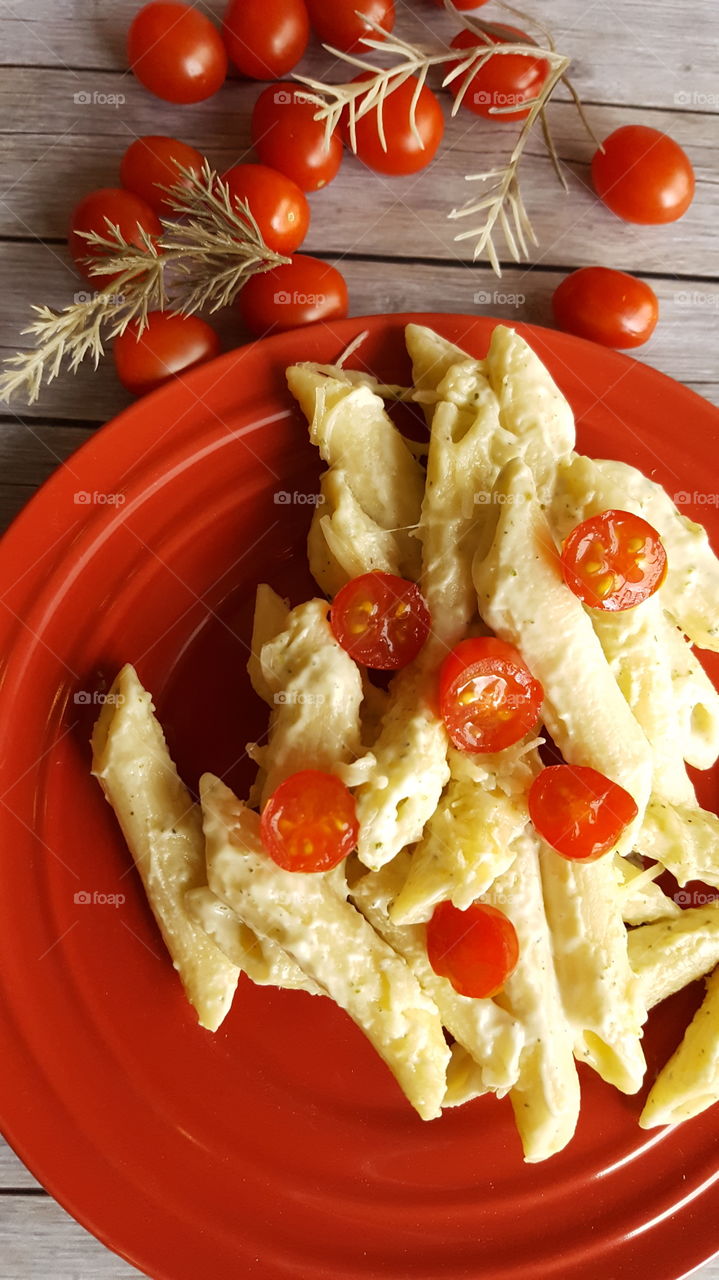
[297, 1, 595, 275]
[0, 160, 288, 404]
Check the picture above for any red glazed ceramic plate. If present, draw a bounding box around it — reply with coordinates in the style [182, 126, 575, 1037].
[1, 314, 719, 1280]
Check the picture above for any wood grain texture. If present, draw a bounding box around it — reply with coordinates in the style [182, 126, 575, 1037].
[1, 0, 719, 1277]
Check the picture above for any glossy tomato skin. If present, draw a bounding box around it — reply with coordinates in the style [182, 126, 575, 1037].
[552, 267, 659, 350]
[426, 901, 519, 998]
[113, 312, 220, 396]
[529, 764, 638, 861]
[238, 255, 348, 335]
[120, 136, 205, 216]
[591, 125, 695, 224]
[252, 84, 344, 191]
[260, 770, 358, 872]
[439, 637, 544, 753]
[223, 0, 309, 79]
[343, 73, 444, 175]
[306, 0, 395, 52]
[223, 164, 310, 254]
[448, 27, 549, 120]
[128, 3, 228, 104]
[560, 508, 667, 611]
[68, 188, 162, 281]
[330, 572, 431, 670]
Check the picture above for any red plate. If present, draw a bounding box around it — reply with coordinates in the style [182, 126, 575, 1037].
[1, 314, 718, 1280]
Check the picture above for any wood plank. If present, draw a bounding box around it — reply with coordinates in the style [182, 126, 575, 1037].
[0, 1194, 143, 1278]
[0, 68, 715, 275]
[0, 0, 716, 113]
[0, 244, 717, 421]
[0, 422, 94, 481]
[0, 1141, 42, 1191]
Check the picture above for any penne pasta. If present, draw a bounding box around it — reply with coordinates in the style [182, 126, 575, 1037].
[185, 886, 322, 994]
[629, 903, 719, 1010]
[640, 968, 719, 1128]
[636, 800, 719, 888]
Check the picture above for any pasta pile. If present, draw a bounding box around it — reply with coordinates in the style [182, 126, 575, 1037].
[91, 324, 719, 1162]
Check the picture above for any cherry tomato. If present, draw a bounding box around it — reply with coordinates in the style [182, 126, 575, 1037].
[113, 311, 220, 396]
[306, 0, 395, 52]
[128, 3, 227, 104]
[330, 572, 431, 670]
[529, 765, 638, 861]
[223, 0, 309, 79]
[223, 164, 309, 254]
[260, 769, 358, 872]
[561, 509, 667, 611]
[552, 267, 658, 350]
[591, 125, 695, 224]
[427, 900, 519, 998]
[68, 188, 162, 281]
[238, 254, 348, 335]
[120, 136, 204, 217]
[448, 27, 549, 120]
[439, 637, 544, 754]
[343, 73, 444, 175]
[252, 84, 344, 191]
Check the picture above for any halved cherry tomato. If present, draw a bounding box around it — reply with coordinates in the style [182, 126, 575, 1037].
[113, 311, 220, 396]
[342, 73, 444, 175]
[427, 900, 519, 998]
[330, 572, 431, 670]
[591, 125, 695, 224]
[529, 764, 638, 861]
[120, 136, 205, 217]
[561, 509, 667, 611]
[223, 163, 309, 254]
[439, 637, 544, 753]
[306, 0, 395, 52]
[128, 3, 228, 104]
[223, 0, 309, 79]
[260, 769, 358, 872]
[252, 84, 344, 191]
[448, 26, 549, 120]
[68, 188, 162, 281]
[552, 267, 658, 350]
[238, 254, 348, 335]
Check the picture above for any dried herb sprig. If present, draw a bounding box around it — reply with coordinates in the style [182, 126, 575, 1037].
[0, 161, 288, 404]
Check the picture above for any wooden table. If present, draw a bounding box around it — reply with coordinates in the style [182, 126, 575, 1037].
[1, 0, 718, 1275]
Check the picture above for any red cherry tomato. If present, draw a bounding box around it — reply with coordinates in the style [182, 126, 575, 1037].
[260, 769, 358, 872]
[591, 125, 695, 224]
[238, 254, 348, 335]
[439, 637, 544, 754]
[427, 900, 519, 998]
[560, 509, 667, 611]
[113, 311, 220, 396]
[330, 572, 431, 670]
[552, 267, 658, 350]
[252, 84, 344, 191]
[343, 73, 444, 175]
[306, 0, 395, 52]
[68, 188, 162, 282]
[529, 765, 638, 861]
[128, 3, 227, 104]
[120, 136, 205, 217]
[223, 0, 309, 79]
[223, 163, 310, 254]
[448, 26, 549, 120]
